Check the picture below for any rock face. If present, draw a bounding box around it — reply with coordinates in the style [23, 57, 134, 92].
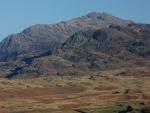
[0, 12, 131, 61]
[0, 12, 150, 78]
[62, 24, 150, 57]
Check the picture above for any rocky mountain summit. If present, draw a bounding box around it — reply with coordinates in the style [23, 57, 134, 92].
[0, 12, 149, 78]
[0, 12, 131, 61]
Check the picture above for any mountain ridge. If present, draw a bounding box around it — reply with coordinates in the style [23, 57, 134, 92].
[0, 12, 132, 61]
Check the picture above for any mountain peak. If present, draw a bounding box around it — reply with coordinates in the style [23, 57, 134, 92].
[86, 12, 102, 16]
[0, 12, 132, 61]
[86, 12, 111, 18]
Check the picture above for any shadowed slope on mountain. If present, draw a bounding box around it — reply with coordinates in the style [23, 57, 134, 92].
[0, 23, 149, 78]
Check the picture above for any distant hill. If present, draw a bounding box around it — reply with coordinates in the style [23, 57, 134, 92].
[0, 12, 131, 61]
[0, 12, 149, 78]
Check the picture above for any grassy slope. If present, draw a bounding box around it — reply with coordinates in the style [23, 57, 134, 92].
[0, 67, 149, 113]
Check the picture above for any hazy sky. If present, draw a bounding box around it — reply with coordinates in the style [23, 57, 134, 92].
[0, 0, 150, 41]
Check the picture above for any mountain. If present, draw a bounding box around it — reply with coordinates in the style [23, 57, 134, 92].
[0, 12, 131, 61]
[0, 12, 150, 78]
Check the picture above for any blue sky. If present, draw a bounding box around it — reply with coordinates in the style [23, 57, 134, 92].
[0, 0, 150, 41]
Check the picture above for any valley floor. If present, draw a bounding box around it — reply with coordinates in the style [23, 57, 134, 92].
[0, 68, 150, 113]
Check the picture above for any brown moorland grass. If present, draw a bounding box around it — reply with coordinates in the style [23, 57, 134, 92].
[0, 67, 149, 113]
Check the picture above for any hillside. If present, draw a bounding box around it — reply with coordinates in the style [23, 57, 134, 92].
[0, 25, 149, 78]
